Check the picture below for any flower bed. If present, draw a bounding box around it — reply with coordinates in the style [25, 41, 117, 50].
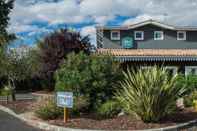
[1, 100, 197, 130]
[46, 108, 197, 130]
[1, 96, 197, 130]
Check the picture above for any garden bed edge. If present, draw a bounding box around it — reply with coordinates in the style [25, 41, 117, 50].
[0, 104, 197, 131]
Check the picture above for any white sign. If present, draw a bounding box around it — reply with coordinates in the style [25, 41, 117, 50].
[57, 92, 73, 108]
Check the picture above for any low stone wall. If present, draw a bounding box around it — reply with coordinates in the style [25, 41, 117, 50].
[31, 93, 55, 102]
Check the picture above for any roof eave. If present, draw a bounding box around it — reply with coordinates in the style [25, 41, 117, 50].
[96, 20, 197, 31]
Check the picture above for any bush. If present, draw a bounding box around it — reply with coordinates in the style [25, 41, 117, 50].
[71, 95, 90, 116]
[176, 74, 197, 95]
[116, 66, 186, 123]
[0, 84, 11, 96]
[55, 52, 122, 111]
[97, 100, 122, 118]
[184, 91, 197, 107]
[35, 98, 63, 120]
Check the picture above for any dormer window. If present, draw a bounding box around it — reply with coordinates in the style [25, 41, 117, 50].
[134, 31, 144, 40]
[111, 31, 120, 40]
[177, 31, 186, 40]
[154, 31, 164, 40]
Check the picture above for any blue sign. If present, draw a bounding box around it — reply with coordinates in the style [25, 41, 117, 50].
[57, 92, 73, 108]
[122, 37, 133, 48]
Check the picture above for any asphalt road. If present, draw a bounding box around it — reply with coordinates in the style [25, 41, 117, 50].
[0, 110, 42, 131]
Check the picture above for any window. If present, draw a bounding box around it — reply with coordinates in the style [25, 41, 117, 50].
[111, 31, 120, 40]
[166, 66, 178, 76]
[177, 31, 186, 40]
[154, 31, 164, 40]
[185, 66, 197, 75]
[134, 31, 144, 40]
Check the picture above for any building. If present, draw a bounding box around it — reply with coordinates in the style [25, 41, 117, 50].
[96, 19, 197, 75]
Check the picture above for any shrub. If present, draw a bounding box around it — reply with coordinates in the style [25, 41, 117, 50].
[116, 66, 186, 123]
[176, 74, 197, 95]
[0, 84, 11, 96]
[97, 100, 122, 118]
[55, 52, 122, 111]
[71, 95, 90, 116]
[184, 91, 197, 107]
[35, 98, 63, 120]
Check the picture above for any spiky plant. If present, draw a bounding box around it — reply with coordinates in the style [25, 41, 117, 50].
[116, 66, 186, 123]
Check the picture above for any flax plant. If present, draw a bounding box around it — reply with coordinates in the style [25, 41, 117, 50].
[116, 66, 186, 122]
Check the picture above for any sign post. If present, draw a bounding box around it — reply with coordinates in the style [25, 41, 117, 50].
[64, 107, 68, 123]
[57, 92, 73, 123]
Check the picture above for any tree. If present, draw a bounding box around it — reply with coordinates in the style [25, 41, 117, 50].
[0, 0, 15, 45]
[0, 0, 15, 76]
[55, 52, 122, 111]
[37, 29, 91, 90]
[2, 49, 33, 101]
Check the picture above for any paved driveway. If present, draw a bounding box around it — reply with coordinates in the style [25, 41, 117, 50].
[0, 110, 42, 131]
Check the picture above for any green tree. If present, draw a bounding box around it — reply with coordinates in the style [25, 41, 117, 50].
[55, 52, 122, 111]
[0, 0, 15, 45]
[0, 0, 15, 77]
[2, 49, 33, 101]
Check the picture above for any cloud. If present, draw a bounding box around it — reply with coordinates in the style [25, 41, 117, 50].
[9, 0, 83, 33]
[79, 0, 197, 26]
[9, 0, 197, 46]
[11, 0, 197, 32]
[80, 25, 96, 45]
[123, 14, 165, 26]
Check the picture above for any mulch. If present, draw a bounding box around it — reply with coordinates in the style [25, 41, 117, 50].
[48, 108, 197, 130]
[1, 100, 197, 130]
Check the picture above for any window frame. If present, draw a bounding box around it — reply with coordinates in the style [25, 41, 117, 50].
[110, 30, 120, 40]
[165, 66, 178, 76]
[177, 31, 186, 41]
[154, 31, 164, 40]
[185, 66, 197, 75]
[134, 31, 144, 40]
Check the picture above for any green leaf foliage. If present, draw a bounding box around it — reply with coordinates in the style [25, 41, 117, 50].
[184, 91, 197, 107]
[97, 100, 122, 118]
[116, 66, 186, 123]
[37, 29, 91, 90]
[0, 0, 15, 45]
[0, 84, 11, 96]
[176, 74, 197, 95]
[35, 97, 63, 120]
[55, 52, 122, 111]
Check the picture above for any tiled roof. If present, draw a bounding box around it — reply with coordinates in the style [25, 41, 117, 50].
[97, 49, 197, 57]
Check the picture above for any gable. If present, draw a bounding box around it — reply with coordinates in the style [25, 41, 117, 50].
[128, 20, 175, 30]
[131, 24, 170, 31]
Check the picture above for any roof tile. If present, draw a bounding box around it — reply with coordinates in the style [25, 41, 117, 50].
[97, 49, 197, 56]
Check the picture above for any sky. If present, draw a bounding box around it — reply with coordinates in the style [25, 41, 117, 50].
[8, 0, 197, 47]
